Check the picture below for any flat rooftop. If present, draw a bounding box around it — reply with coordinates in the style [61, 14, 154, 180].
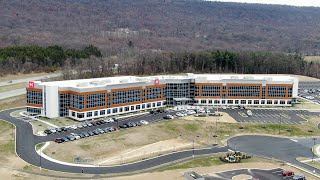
[34, 73, 296, 88]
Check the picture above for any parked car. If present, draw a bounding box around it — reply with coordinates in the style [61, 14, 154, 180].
[44, 129, 52, 134]
[119, 124, 128, 129]
[97, 128, 105, 134]
[126, 122, 133, 127]
[163, 115, 174, 119]
[88, 131, 95, 136]
[230, 106, 235, 110]
[221, 106, 227, 110]
[83, 132, 90, 137]
[135, 122, 142, 126]
[282, 170, 294, 176]
[54, 138, 64, 143]
[66, 135, 75, 141]
[292, 174, 305, 180]
[70, 125, 78, 130]
[82, 123, 88, 128]
[247, 110, 253, 116]
[78, 133, 85, 138]
[70, 133, 80, 139]
[140, 120, 149, 125]
[61, 127, 69, 131]
[56, 128, 62, 132]
[176, 112, 184, 117]
[149, 110, 155, 114]
[49, 129, 57, 133]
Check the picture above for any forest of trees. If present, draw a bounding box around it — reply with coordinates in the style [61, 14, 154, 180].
[2, 0, 320, 54]
[62, 49, 320, 80]
[0, 45, 101, 75]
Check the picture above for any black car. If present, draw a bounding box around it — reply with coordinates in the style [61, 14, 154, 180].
[131, 122, 137, 127]
[79, 133, 85, 138]
[83, 132, 90, 137]
[126, 122, 133, 127]
[119, 124, 128, 128]
[149, 110, 154, 114]
[44, 129, 52, 134]
[163, 116, 170, 119]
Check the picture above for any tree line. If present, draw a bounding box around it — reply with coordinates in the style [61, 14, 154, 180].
[62, 50, 320, 80]
[0, 45, 102, 75]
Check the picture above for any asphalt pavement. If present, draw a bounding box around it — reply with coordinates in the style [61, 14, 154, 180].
[207, 168, 291, 180]
[227, 135, 320, 175]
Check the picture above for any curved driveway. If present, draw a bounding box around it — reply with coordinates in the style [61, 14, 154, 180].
[228, 135, 320, 174]
[0, 108, 228, 174]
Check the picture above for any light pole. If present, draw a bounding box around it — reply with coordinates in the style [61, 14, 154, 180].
[39, 148, 42, 171]
[192, 135, 200, 158]
[312, 137, 317, 162]
[278, 114, 282, 134]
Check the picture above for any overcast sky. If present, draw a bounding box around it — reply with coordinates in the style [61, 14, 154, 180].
[209, 0, 320, 7]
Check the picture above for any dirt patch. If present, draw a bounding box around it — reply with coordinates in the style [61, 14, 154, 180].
[182, 112, 237, 123]
[232, 174, 252, 180]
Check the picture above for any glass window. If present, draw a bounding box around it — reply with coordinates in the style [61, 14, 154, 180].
[100, 110, 105, 115]
[94, 111, 98, 116]
[87, 112, 92, 117]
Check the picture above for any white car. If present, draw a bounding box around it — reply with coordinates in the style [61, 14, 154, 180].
[70, 125, 78, 130]
[222, 106, 227, 110]
[70, 133, 80, 139]
[176, 112, 184, 117]
[140, 120, 149, 125]
[168, 115, 174, 119]
[247, 110, 253, 116]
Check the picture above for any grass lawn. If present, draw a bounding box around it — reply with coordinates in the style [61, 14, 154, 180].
[43, 116, 320, 165]
[305, 161, 320, 170]
[0, 95, 26, 110]
[159, 156, 274, 171]
[38, 117, 80, 127]
[30, 120, 51, 133]
[304, 56, 320, 62]
[0, 83, 26, 93]
[0, 72, 55, 82]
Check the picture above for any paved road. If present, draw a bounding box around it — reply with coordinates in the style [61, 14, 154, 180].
[0, 89, 25, 100]
[0, 108, 228, 174]
[0, 73, 61, 87]
[207, 168, 290, 180]
[228, 135, 320, 174]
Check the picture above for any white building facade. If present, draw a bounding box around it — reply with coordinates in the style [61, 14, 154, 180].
[26, 74, 298, 121]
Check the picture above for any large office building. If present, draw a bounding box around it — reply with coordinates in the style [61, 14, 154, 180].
[26, 74, 298, 120]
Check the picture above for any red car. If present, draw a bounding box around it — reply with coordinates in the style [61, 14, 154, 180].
[282, 170, 295, 176]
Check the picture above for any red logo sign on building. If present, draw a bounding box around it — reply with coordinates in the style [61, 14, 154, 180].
[154, 78, 160, 85]
[28, 81, 35, 88]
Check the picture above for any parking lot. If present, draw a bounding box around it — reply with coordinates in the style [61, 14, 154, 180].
[298, 82, 320, 104]
[38, 109, 180, 143]
[209, 168, 303, 180]
[220, 108, 319, 124]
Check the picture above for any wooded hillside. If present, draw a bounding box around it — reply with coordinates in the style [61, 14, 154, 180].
[1, 0, 320, 54]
